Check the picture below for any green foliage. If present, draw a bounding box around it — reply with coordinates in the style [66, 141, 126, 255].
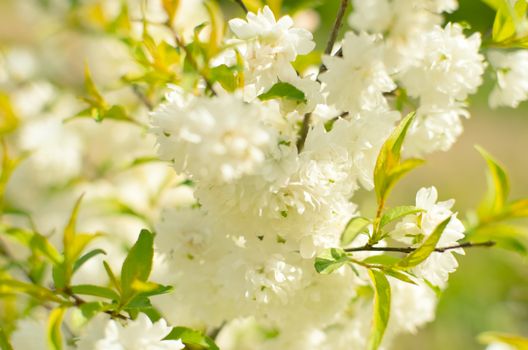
[258, 82, 307, 102]
[314, 248, 349, 274]
[340, 216, 370, 246]
[468, 146, 528, 255]
[397, 217, 452, 269]
[478, 332, 528, 349]
[379, 206, 423, 228]
[120, 229, 154, 302]
[367, 269, 391, 350]
[483, 0, 528, 47]
[374, 113, 423, 205]
[165, 327, 220, 350]
[47, 308, 66, 350]
[0, 328, 13, 350]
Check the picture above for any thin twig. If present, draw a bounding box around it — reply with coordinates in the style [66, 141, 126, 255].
[234, 0, 249, 13]
[167, 24, 217, 96]
[323, 0, 349, 56]
[344, 241, 496, 253]
[297, 0, 349, 152]
[132, 85, 154, 111]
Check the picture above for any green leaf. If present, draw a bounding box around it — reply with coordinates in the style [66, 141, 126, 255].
[258, 82, 306, 102]
[478, 332, 528, 349]
[341, 217, 370, 246]
[0, 279, 63, 303]
[78, 301, 109, 321]
[164, 327, 220, 350]
[382, 268, 417, 285]
[476, 146, 510, 216]
[471, 224, 527, 255]
[103, 261, 120, 293]
[380, 206, 423, 228]
[367, 269, 391, 350]
[73, 249, 107, 273]
[314, 248, 348, 274]
[503, 199, 528, 218]
[362, 255, 401, 266]
[374, 113, 420, 203]
[71, 285, 120, 300]
[0, 327, 14, 350]
[120, 229, 154, 300]
[210, 64, 238, 92]
[63, 195, 84, 262]
[397, 216, 452, 269]
[47, 308, 65, 350]
[1, 228, 62, 264]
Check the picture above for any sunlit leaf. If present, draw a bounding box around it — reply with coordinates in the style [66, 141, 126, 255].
[164, 327, 220, 350]
[341, 217, 370, 246]
[120, 229, 154, 300]
[478, 332, 528, 349]
[258, 82, 306, 102]
[380, 206, 423, 228]
[71, 284, 119, 300]
[0, 327, 14, 350]
[367, 269, 391, 350]
[476, 146, 510, 216]
[47, 308, 66, 350]
[397, 216, 452, 269]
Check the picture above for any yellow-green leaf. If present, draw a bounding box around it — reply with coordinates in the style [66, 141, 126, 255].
[120, 229, 154, 300]
[47, 308, 65, 350]
[397, 216, 452, 269]
[0, 327, 14, 350]
[380, 206, 423, 228]
[367, 269, 391, 350]
[341, 217, 370, 246]
[374, 113, 419, 203]
[476, 146, 510, 216]
[478, 332, 528, 349]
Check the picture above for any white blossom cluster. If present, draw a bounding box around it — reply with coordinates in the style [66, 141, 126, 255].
[1, 0, 527, 349]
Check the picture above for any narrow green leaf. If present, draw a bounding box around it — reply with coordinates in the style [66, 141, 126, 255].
[380, 206, 423, 228]
[0, 327, 14, 350]
[367, 269, 391, 350]
[47, 308, 65, 350]
[164, 327, 220, 350]
[120, 229, 154, 299]
[503, 199, 528, 218]
[397, 216, 452, 269]
[374, 113, 419, 203]
[382, 268, 417, 285]
[341, 217, 370, 246]
[73, 249, 107, 273]
[476, 146, 510, 216]
[63, 195, 84, 261]
[471, 224, 527, 255]
[71, 285, 119, 300]
[258, 82, 306, 102]
[0, 279, 63, 303]
[103, 261, 120, 293]
[210, 65, 238, 92]
[79, 301, 109, 321]
[362, 255, 401, 266]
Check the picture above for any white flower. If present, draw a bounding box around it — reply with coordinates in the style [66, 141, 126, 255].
[348, 0, 392, 33]
[403, 100, 468, 157]
[320, 32, 395, 113]
[392, 187, 465, 288]
[229, 6, 315, 93]
[150, 88, 277, 183]
[77, 313, 184, 350]
[399, 23, 485, 102]
[488, 50, 528, 108]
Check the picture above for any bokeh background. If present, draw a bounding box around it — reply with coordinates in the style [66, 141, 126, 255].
[1, 0, 527, 349]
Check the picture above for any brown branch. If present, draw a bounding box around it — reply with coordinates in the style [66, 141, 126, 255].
[132, 85, 154, 111]
[344, 241, 496, 253]
[297, 0, 349, 153]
